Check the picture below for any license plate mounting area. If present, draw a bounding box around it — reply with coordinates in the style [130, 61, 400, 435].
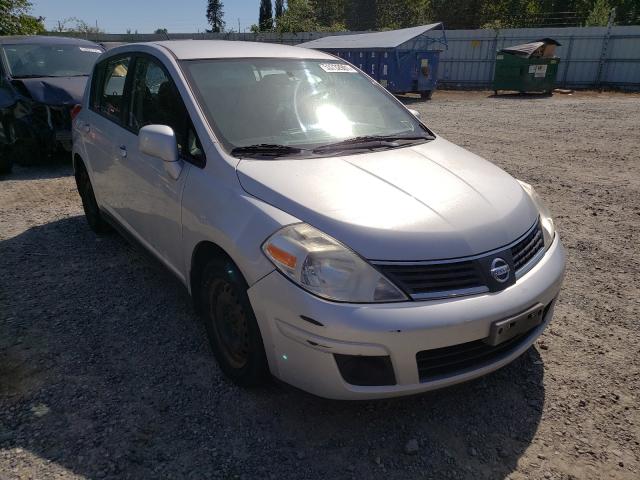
[484, 303, 545, 347]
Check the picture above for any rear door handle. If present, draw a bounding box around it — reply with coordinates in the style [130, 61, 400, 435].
[119, 145, 127, 158]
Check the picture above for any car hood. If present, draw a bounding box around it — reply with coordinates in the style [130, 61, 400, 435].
[236, 136, 539, 261]
[13, 76, 87, 105]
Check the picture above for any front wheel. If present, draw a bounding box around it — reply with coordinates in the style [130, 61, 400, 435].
[76, 166, 111, 233]
[0, 118, 15, 174]
[0, 149, 12, 174]
[201, 259, 269, 386]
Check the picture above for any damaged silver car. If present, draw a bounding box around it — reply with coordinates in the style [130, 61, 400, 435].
[0, 36, 104, 173]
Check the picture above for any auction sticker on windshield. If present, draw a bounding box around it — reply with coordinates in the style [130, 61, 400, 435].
[319, 63, 357, 73]
[79, 47, 103, 53]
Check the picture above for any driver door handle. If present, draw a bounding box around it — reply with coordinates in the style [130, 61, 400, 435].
[119, 145, 127, 158]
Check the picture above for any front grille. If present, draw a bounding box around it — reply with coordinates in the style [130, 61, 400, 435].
[375, 218, 544, 300]
[378, 261, 485, 297]
[415, 302, 552, 381]
[510, 222, 544, 271]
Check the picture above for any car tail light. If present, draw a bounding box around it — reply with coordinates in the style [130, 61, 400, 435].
[70, 104, 82, 121]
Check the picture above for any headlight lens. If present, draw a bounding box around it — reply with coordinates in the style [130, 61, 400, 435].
[518, 180, 556, 248]
[262, 223, 407, 303]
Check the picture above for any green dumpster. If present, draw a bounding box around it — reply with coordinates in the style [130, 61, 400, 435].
[493, 38, 561, 95]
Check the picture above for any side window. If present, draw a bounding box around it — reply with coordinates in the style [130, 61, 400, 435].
[95, 56, 131, 123]
[128, 56, 204, 166]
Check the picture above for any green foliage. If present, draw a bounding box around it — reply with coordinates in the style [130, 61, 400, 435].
[259, 0, 274, 31]
[275, 0, 285, 19]
[154, 28, 169, 34]
[0, 0, 45, 35]
[376, 0, 432, 30]
[18, 14, 45, 34]
[276, 0, 348, 32]
[310, 0, 345, 27]
[276, 0, 316, 32]
[55, 17, 103, 34]
[346, 0, 376, 30]
[267, 0, 634, 32]
[585, 0, 612, 25]
[206, 0, 225, 33]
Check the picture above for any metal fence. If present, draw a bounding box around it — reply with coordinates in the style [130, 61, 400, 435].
[50, 25, 640, 90]
[435, 26, 640, 90]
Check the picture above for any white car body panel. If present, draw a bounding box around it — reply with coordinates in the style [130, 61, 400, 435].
[237, 136, 539, 261]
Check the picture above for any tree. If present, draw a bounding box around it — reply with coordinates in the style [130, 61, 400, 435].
[345, 0, 376, 30]
[55, 17, 103, 34]
[206, 0, 225, 33]
[275, 0, 286, 19]
[585, 0, 612, 25]
[310, 0, 347, 29]
[154, 28, 168, 34]
[259, 0, 273, 31]
[276, 0, 317, 32]
[0, 0, 45, 35]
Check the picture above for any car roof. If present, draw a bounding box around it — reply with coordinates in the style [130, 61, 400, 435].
[122, 40, 335, 60]
[0, 35, 103, 47]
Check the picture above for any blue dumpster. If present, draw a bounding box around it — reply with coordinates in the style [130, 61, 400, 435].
[300, 23, 447, 99]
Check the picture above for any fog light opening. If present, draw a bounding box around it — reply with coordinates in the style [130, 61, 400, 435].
[334, 354, 396, 386]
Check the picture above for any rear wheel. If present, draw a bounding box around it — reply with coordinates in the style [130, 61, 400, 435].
[200, 258, 269, 386]
[76, 164, 111, 233]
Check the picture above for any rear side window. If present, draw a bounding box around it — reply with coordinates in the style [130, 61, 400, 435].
[93, 56, 131, 123]
[128, 56, 204, 166]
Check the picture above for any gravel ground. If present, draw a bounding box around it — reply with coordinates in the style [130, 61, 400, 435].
[1, 90, 639, 480]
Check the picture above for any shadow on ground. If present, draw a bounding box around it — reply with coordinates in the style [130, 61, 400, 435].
[0, 160, 73, 182]
[0, 217, 545, 479]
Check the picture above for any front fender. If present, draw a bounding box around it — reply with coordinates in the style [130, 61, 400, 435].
[181, 151, 299, 292]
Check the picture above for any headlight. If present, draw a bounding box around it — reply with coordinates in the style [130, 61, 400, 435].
[262, 223, 407, 303]
[518, 180, 556, 249]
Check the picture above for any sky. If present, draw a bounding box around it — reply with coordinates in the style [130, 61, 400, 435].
[30, 0, 260, 34]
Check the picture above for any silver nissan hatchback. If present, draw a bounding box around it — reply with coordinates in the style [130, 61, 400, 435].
[72, 41, 565, 400]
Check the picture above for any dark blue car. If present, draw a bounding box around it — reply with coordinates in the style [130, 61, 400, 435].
[0, 36, 104, 173]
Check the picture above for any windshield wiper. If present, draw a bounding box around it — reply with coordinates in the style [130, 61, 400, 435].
[313, 134, 434, 153]
[12, 74, 60, 79]
[11, 74, 88, 79]
[230, 144, 306, 158]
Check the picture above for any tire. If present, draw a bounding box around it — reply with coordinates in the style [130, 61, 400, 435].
[75, 164, 111, 234]
[0, 149, 12, 175]
[0, 118, 14, 174]
[420, 90, 433, 100]
[201, 258, 269, 387]
[10, 121, 40, 166]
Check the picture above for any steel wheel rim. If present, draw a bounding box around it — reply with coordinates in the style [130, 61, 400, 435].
[209, 281, 249, 369]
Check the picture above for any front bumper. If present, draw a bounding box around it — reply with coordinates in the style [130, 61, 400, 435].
[248, 236, 566, 400]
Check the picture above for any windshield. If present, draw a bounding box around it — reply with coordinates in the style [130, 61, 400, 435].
[182, 58, 429, 155]
[2, 43, 103, 78]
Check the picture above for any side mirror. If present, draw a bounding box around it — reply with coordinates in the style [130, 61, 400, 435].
[139, 125, 179, 163]
[408, 108, 420, 118]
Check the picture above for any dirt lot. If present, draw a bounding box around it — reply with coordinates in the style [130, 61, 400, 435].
[1, 90, 639, 480]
